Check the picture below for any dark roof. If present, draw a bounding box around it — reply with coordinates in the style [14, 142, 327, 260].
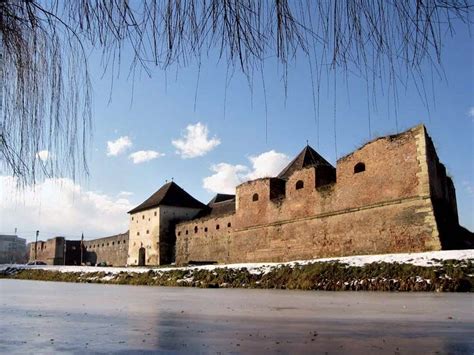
[207, 193, 235, 205]
[193, 194, 236, 219]
[128, 182, 206, 214]
[277, 145, 334, 180]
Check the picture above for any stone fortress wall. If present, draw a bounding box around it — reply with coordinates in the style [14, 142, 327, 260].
[28, 237, 66, 265]
[83, 232, 129, 266]
[175, 125, 463, 264]
[29, 233, 129, 266]
[25, 125, 471, 267]
[28, 237, 82, 265]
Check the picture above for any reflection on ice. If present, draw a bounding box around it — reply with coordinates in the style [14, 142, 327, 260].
[0, 280, 473, 354]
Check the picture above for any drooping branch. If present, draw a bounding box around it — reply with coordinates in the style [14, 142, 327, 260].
[0, 0, 471, 185]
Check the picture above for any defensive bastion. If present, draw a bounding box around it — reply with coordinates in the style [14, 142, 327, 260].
[174, 124, 470, 265]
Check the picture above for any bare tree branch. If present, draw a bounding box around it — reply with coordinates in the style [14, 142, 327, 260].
[0, 0, 471, 185]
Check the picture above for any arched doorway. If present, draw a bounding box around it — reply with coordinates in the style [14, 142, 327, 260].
[138, 247, 146, 266]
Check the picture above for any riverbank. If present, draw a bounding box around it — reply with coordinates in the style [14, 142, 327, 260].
[1, 250, 473, 291]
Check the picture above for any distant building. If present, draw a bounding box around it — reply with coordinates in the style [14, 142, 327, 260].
[28, 233, 129, 266]
[27, 237, 82, 265]
[0, 235, 27, 264]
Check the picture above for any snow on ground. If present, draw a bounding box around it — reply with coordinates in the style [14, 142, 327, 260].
[1, 249, 473, 275]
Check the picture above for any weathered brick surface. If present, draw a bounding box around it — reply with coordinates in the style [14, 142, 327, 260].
[28, 237, 82, 265]
[28, 238, 65, 265]
[83, 232, 128, 266]
[176, 125, 457, 265]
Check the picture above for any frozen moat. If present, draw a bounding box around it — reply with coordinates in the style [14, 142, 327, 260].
[0, 279, 473, 354]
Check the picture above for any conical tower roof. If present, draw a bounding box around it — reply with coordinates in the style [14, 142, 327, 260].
[128, 181, 206, 214]
[277, 145, 333, 180]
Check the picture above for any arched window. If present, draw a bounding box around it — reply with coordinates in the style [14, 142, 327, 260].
[204, 227, 208, 232]
[194, 226, 198, 233]
[185, 230, 188, 235]
[354, 162, 366, 174]
[216, 224, 220, 230]
[252, 193, 259, 201]
[227, 222, 231, 228]
[295, 180, 304, 190]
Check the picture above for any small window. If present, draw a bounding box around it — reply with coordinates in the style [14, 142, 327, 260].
[142, 215, 145, 219]
[107, 243, 109, 246]
[146, 230, 149, 234]
[123, 240, 126, 244]
[354, 162, 365, 174]
[117, 241, 120, 245]
[178, 231, 181, 236]
[132, 217, 134, 221]
[112, 242, 115, 246]
[204, 227, 208, 232]
[102, 244, 105, 247]
[252, 193, 259, 202]
[185, 230, 188, 235]
[137, 232, 140, 236]
[194, 226, 198, 233]
[154, 211, 157, 216]
[216, 224, 220, 230]
[295, 180, 304, 190]
[227, 222, 231, 228]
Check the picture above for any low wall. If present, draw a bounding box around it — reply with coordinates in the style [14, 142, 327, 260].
[84, 232, 129, 266]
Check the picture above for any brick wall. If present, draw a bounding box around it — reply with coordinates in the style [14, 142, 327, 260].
[84, 232, 129, 266]
[176, 125, 452, 265]
[28, 237, 65, 265]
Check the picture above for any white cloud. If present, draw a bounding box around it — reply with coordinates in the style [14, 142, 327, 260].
[246, 150, 291, 180]
[0, 176, 133, 241]
[469, 107, 474, 119]
[129, 150, 164, 164]
[117, 191, 134, 197]
[203, 163, 248, 194]
[36, 150, 50, 162]
[202, 150, 290, 194]
[107, 136, 132, 156]
[172, 122, 221, 158]
[462, 181, 474, 196]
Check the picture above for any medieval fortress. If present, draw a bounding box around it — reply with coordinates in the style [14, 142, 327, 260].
[29, 125, 471, 266]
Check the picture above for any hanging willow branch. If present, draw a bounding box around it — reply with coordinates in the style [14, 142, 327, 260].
[0, 0, 472, 185]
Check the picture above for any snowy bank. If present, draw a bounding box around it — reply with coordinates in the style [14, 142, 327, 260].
[1, 249, 473, 275]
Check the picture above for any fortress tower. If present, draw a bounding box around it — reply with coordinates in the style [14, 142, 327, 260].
[127, 182, 205, 266]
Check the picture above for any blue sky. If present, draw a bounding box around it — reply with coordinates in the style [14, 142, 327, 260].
[1, 21, 472, 241]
